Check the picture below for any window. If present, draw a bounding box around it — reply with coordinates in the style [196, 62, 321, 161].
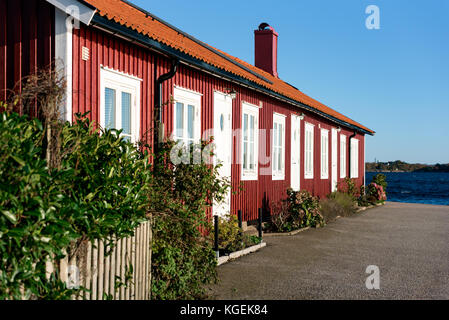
[173, 87, 202, 146]
[272, 113, 286, 180]
[320, 129, 329, 179]
[340, 134, 347, 178]
[304, 122, 314, 179]
[241, 102, 259, 180]
[350, 138, 359, 178]
[100, 67, 141, 143]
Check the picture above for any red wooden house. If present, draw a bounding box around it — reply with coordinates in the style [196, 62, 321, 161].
[0, 0, 375, 221]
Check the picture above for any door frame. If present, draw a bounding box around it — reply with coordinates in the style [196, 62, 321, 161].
[290, 114, 301, 191]
[213, 91, 233, 216]
[331, 128, 338, 192]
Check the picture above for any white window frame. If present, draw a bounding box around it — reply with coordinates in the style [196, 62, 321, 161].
[304, 122, 314, 179]
[272, 113, 286, 180]
[100, 67, 141, 143]
[320, 128, 329, 179]
[340, 134, 347, 178]
[350, 138, 359, 178]
[241, 102, 260, 181]
[173, 86, 202, 145]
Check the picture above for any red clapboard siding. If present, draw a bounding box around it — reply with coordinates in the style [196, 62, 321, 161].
[0, 0, 6, 101]
[72, 25, 366, 222]
[72, 26, 155, 145]
[0, 0, 54, 114]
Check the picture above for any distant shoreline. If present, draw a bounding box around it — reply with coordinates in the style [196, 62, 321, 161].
[366, 161, 449, 173]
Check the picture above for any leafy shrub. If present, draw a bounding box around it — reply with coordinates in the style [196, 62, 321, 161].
[58, 115, 152, 242]
[372, 174, 387, 193]
[367, 183, 387, 203]
[359, 174, 387, 206]
[216, 214, 243, 253]
[369, 174, 387, 203]
[286, 189, 323, 228]
[267, 200, 296, 233]
[266, 189, 324, 232]
[150, 140, 229, 300]
[357, 185, 371, 207]
[320, 192, 357, 222]
[337, 177, 359, 200]
[215, 214, 261, 254]
[0, 111, 152, 300]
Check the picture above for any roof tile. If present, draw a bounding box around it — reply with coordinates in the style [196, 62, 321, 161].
[84, 0, 373, 133]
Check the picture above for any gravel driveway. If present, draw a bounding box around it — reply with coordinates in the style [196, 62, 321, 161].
[207, 202, 449, 299]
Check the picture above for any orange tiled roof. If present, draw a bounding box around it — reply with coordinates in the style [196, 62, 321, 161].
[83, 0, 374, 134]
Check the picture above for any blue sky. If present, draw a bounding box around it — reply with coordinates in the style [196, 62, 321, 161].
[132, 0, 449, 164]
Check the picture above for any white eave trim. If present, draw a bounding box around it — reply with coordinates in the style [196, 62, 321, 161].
[46, 0, 97, 26]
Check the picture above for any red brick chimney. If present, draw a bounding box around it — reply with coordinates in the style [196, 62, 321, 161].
[254, 23, 279, 78]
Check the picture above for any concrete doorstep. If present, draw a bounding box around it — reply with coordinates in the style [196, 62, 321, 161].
[217, 242, 267, 266]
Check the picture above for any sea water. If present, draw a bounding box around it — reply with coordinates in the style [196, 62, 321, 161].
[366, 172, 449, 206]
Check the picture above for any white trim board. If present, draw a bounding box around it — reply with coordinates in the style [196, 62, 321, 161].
[55, 7, 73, 123]
[46, 0, 96, 26]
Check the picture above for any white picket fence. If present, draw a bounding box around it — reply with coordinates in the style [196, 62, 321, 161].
[46, 220, 152, 300]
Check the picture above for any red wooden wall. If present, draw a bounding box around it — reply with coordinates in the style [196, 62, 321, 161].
[0, 0, 55, 114]
[69, 24, 367, 222]
[71, 25, 155, 140]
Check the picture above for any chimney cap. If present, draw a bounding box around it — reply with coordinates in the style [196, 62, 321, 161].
[258, 22, 274, 31]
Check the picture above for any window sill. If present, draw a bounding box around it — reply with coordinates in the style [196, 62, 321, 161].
[241, 171, 258, 181]
[241, 176, 258, 181]
[272, 174, 285, 181]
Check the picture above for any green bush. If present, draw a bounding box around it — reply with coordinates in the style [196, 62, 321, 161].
[267, 200, 296, 233]
[286, 189, 324, 228]
[337, 177, 359, 200]
[372, 174, 387, 193]
[217, 214, 244, 253]
[358, 174, 388, 206]
[266, 189, 324, 232]
[0, 111, 152, 300]
[58, 115, 152, 242]
[150, 141, 230, 300]
[214, 214, 261, 254]
[320, 192, 357, 222]
[357, 185, 371, 207]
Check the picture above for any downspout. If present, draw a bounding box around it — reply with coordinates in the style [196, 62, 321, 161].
[154, 58, 179, 153]
[348, 131, 357, 179]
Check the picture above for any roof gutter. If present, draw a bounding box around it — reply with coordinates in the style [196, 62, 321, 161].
[90, 15, 374, 136]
